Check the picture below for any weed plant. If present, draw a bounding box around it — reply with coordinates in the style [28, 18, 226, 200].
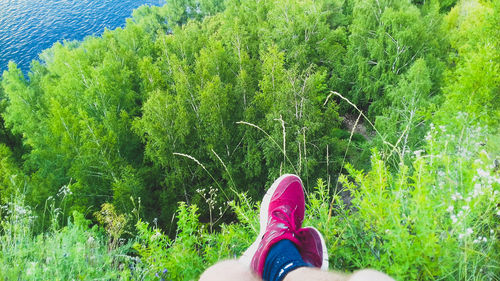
[0, 193, 133, 280]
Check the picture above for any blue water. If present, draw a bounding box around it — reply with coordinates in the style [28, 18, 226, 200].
[0, 0, 165, 74]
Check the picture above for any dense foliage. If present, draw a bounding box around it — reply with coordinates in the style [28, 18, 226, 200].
[0, 0, 498, 280]
[0, 0, 373, 227]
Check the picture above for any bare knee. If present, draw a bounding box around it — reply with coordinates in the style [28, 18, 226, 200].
[199, 260, 260, 281]
[349, 269, 395, 281]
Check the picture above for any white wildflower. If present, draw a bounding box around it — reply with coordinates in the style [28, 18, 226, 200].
[414, 150, 424, 157]
[451, 193, 463, 201]
[472, 183, 484, 197]
[57, 185, 72, 197]
[451, 214, 458, 224]
[26, 262, 37, 276]
[477, 169, 489, 178]
[447, 206, 454, 213]
[425, 132, 432, 141]
[150, 230, 161, 241]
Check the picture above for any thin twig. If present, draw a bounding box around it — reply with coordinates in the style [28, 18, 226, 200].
[173, 152, 230, 201]
[211, 148, 238, 196]
[236, 121, 298, 175]
[328, 112, 361, 221]
[329, 91, 394, 149]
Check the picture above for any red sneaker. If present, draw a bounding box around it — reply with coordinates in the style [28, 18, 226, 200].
[296, 226, 329, 270]
[239, 174, 305, 277]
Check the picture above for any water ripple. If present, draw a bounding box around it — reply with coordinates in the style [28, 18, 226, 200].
[0, 0, 165, 74]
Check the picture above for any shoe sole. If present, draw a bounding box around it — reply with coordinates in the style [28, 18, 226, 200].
[239, 174, 300, 266]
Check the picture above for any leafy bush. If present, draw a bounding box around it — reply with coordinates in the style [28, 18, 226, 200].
[333, 148, 499, 279]
[436, 0, 500, 129]
[131, 199, 256, 280]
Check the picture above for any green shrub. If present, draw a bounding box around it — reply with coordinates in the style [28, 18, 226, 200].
[323, 124, 499, 280]
[0, 194, 132, 280]
[132, 199, 257, 281]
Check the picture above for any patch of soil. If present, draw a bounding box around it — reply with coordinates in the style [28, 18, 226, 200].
[342, 113, 375, 140]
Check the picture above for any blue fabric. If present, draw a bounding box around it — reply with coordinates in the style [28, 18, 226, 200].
[262, 239, 310, 281]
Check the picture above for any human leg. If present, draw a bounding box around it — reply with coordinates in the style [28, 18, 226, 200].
[201, 174, 394, 281]
[201, 174, 310, 281]
[199, 259, 260, 281]
[283, 267, 394, 281]
[199, 260, 393, 281]
[242, 174, 308, 278]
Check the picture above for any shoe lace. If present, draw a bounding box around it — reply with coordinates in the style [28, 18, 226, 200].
[272, 207, 300, 233]
[270, 207, 308, 247]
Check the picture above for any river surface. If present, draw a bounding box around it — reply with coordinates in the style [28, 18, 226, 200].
[0, 0, 165, 74]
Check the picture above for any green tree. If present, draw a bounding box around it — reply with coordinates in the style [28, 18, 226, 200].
[435, 0, 500, 132]
[343, 0, 446, 116]
[0, 144, 25, 204]
[1, 6, 170, 226]
[374, 59, 433, 166]
[165, 0, 225, 28]
[0, 82, 23, 158]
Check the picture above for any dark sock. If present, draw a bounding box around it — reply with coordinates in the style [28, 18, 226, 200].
[262, 239, 310, 281]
